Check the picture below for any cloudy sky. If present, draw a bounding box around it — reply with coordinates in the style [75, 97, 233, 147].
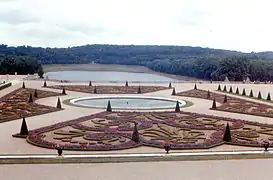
[0, 0, 272, 52]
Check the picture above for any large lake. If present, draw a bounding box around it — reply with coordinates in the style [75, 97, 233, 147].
[45, 71, 177, 82]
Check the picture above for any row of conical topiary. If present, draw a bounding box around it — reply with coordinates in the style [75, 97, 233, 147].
[217, 84, 272, 101]
[171, 84, 198, 96]
[42, 81, 173, 89]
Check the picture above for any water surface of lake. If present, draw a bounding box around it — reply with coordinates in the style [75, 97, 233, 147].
[45, 71, 177, 82]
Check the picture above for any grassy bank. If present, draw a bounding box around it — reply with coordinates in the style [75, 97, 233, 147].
[42, 64, 198, 81]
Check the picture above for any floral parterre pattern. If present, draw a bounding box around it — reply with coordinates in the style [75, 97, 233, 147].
[177, 89, 273, 118]
[25, 111, 273, 151]
[0, 88, 63, 123]
[45, 85, 168, 94]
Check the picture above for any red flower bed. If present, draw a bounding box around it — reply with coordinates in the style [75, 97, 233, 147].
[18, 111, 273, 151]
[0, 88, 63, 123]
[177, 89, 273, 118]
[45, 85, 168, 94]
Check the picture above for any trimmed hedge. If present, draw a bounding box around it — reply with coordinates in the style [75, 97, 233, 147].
[0, 82, 12, 90]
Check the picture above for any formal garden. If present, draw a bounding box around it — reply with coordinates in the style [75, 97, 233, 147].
[14, 110, 273, 151]
[44, 81, 169, 94]
[0, 84, 63, 123]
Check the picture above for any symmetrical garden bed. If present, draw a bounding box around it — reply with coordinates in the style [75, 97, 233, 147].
[177, 89, 273, 118]
[0, 88, 63, 123]
[20, 111, 273, 151]
[45, 85, 169, 94]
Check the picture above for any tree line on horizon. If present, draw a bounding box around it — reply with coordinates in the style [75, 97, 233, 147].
[0, 44, 273, 81]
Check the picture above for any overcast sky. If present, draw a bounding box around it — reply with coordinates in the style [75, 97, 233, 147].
[0, 0, 272, 52]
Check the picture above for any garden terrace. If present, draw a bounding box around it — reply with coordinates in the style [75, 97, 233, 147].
[17, 111, 273, 151]
[0, 88, 63, 123]
[45, 85, 169, 94]
[177, 89, 273, 118]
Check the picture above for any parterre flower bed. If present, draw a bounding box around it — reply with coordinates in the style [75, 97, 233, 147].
[177, 89, 273, 118]
[19, 111, 273, 151]
[0, 88, 63, 123]
[45, 85, 168, 94]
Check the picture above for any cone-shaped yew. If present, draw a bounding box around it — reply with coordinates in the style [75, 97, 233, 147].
[125, 81, 129, 87]
[229, 86, 233, 93]
[43, 81, 47, 87]
[171, 88, 176, 95]
[106, 100, 112, 112]
[62, 88, 66, 95]
[56, 97, 62, 109]
[137, 86, 142, 94]
[223, 94, 227, 103]
[175, 101, 180, 112]
[258, 91, 262, 99]
[34, 89, 38, 98]
[89, 81, 92, 86]
[223, 85, 227, 92]
[194, 84, 197, 90]
[242, 88, 246, 96]
[22, 82, 25, 89]
[28, 93, 33, 103]
[93, 86, 97, 94]
[249, 90, 253, 97]
[168, 82, 172, 89]
[132, 123, 140, 143]
[211, 98, 217, 109]
[267, 93, 271, 101]
[223, 123, 232, 142]
[20, 117, 29, 136]
[217, 84, 221, 91]
[207, 90, 211, 99]
[236, 87, 239, 94]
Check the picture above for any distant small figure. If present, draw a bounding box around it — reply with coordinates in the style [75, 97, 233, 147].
[164, 143, 171, 154]
[55, 144, 63, 156]
[262, 141, 270, 151]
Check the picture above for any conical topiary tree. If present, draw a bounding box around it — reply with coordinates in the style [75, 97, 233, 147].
[43, 81, 47, 87]
[22, 82, 25, 89]
[207, 90, 211, 99]
[62, 88, 66, 95]
[137, 86, 142, 94]
[223, 94, 228, 103]
[132, 123, 140, 143]
[235, 87, 239, 94]
[249, 90, 253, 97]
[56, 97, 62, 109]
[28, 93, 33, 103]
[217, 84, 221, 91]
[175, 101, 180, 112]
[258, 91, 262, 99]
[106, 100, 112, 112]
[93, 86, 97, 94]
[242, 88, 246, 96]
[194, 84, 197, 90]
[211, 98, 217, 109]
[34, 89, 38, 98]
[168, 82, 172, 89]
[171, 88, 176, 95]
[229, 86, 233, 93]
[89, 81, 92, 86]
[223, 85, 227, 92]
[125, 81, 129, 87]
[267, 93, 271, 101]
[223, 123, 232, 142]
[20, 117, 29, 136]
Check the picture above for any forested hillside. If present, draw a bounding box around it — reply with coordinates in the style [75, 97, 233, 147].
[1, 44, 273, 81]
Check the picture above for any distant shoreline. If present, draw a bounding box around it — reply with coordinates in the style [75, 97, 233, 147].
[43, 64, 199, 81]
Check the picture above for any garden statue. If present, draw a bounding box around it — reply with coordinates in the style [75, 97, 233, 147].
[262, 141, 270, 151]
[164, 143, 171, 154]
[55, 145, 63, 156]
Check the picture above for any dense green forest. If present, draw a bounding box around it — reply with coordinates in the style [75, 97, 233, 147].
[0, 55, 43, 77]
[1, 44, 273, 81]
